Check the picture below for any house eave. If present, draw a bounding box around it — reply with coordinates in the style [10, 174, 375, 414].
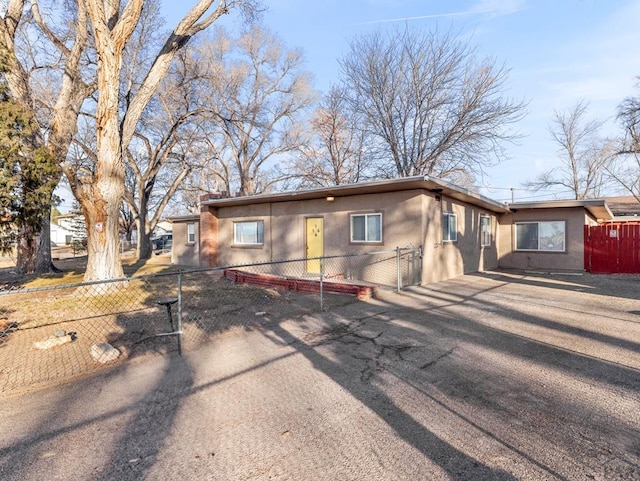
[169, 214, 200, 223]
[507, 199, 614, 221]
[201, 176, 510, 213]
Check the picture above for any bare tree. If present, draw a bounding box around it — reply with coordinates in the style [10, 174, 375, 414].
[61, 0, 259, 282]
[288, 85, 367, 188]
[609, 80, 640, 202]
[200, 26, 316, 196]
[120, 201, 135, 243]
[169, 128, 231, 208]
[618, 82, 640, 152]
[64, 1, 208, 261]
[525, 100, 613, 199]
[339, 27, 525, 181]
[122, 38, 211, 260]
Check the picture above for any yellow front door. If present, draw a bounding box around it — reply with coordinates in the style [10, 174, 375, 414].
[305, 217, 324, 274]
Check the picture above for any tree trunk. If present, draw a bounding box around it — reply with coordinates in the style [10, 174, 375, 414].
[79, 119, 126, 281]
[35, 211, 59, 274]
[15, 224, 37, 274]
[80, 65, 126, 281]
[15, 204, 59, 275]
[137, 209, 152, 260]
[138, 231, 153, 260]
[81, 178, 125, 282]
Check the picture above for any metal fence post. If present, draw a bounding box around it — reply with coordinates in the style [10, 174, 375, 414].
[177, 270, 183, 356]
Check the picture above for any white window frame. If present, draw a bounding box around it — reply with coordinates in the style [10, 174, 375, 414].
[515, 221, 566, 252]
[350, 213, 382, 243]
[480, 215, 491, 247]
[442, 212, 457, 242]
[187, 222, 195, 244]
[234, 220, 264, 245]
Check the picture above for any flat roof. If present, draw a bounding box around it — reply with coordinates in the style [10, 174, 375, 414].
[169, 214, 200, 222]
[508, 199, 613, 220]
[201, 176, 511, 213]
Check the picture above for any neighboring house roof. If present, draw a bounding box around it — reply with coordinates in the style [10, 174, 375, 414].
[50, 222, 73, 236]
[201, 175, 511, 214]
[156, 220, 173, 232]
[50, 222, 73, 232]
[602, 196, 640, 217]
[508, 199, 613, 221]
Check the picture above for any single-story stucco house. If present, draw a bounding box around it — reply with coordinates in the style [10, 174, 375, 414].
[170, 176, 624, 285]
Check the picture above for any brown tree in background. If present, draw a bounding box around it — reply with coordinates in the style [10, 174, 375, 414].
[289, 85, 367, 188]
[339, 27, 525, 182]
[122, 31, 211, 260]
[618, 83, 640, 152]
[525, 100, 614, 199]
[200, 26, 316, 196]
[609, 81, 640, 202]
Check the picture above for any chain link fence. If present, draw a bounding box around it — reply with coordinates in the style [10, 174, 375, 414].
[0, 247, 421, 395]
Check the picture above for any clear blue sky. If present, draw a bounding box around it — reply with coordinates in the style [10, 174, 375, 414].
[158, 1, 640, 202]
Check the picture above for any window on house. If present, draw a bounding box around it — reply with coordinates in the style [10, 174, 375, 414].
[480, 216, 491, 247]
[442, 213, 457, 242]
[515, 221, 565, 251]
[350, 213, 382, 242]
[234, 221, 264, 245]
[187, 223, 195, 244]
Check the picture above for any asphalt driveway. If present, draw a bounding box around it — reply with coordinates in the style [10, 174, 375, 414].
[1, 271, 639, 480]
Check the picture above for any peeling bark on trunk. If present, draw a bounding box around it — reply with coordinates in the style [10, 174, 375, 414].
[79, 113, 126, 281]
[79, 0, 142, 282]
[81, 179, 125, 281]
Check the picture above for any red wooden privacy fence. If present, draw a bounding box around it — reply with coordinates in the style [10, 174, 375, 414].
[584, 223, 640, 273]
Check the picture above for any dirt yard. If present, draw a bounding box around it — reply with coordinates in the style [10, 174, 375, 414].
[0, 246, 168, 289]
[0, 270, 638, 480]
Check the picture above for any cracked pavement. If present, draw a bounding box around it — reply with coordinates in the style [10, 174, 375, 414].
[1, 271, 639, 480]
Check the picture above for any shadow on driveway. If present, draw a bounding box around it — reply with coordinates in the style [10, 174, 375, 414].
[1, 272, 638, 480]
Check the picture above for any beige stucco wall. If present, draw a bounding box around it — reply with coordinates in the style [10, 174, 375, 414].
[203, 189, 500, 285]
[421, 195, 499, 284]
[214, 190, 424, 265]
[497, 207, 588, 271]
[171, 219, 200, 266]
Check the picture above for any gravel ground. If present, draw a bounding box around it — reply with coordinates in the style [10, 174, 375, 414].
[1, 270, 638, 480]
